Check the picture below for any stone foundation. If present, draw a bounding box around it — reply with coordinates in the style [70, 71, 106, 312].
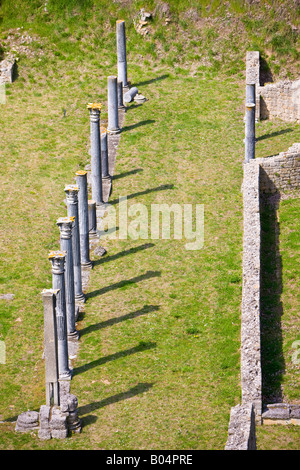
[16, 382, 81, 440]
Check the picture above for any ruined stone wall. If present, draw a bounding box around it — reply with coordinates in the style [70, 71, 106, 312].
[226, 144, 300, 449]
[257, 143, 300, 193]
[241, 160, 262, 423]
[225, 403, 257, 450]
[259, 80, 300, 123]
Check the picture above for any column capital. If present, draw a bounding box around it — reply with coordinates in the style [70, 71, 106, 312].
[48, 251, 66, 274]
[56, 216, 75, 239]
[64, 184, 79, 204]
[87, 103, 101, 121]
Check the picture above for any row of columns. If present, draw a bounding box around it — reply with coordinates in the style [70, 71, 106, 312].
[41, 19, 129, 408]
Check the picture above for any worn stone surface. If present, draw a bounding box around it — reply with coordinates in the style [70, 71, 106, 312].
[0, 56, 15, 84]
[262, 403, 300, 425]
[241, 160, 262, 422]
[15, 411, 39, 433]
[38, 405, 51, 440]
[0, 293, 14, 300]
[225, 404, 256, 450]
[257, 143, 300, 194]
[49, 406, 68, 439]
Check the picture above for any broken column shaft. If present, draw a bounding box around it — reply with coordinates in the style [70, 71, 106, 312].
[48, 251, 72, 381]
[64, 185, 85, 303]
[88, 103, 104, 204]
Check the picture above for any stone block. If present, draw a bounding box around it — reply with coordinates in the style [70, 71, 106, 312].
[15, 410, 39, 433]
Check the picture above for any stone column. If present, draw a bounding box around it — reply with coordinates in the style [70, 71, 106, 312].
[124, 86, 139, 103]
[48, 251, 72, 381]
[75, 170, 93, 268]
[64, 185, 85, 303]
[117, 80, 125, 110]
[100, 127, 110, 179]
[41, 289, 60, 406]
[116, 19, 128, 90]
[88, 200, 98, 239]
[245, 84, 256, 162]
[56, 217, 79, 341]
[87, 103, 104, 204]
[107, 76, 120, 134]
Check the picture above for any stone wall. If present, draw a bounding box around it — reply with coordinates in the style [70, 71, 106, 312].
[257, 143, 300, 193]
[225, 144, 300, 449]
[241, 160, 262, 423]
[225, 403, 257, 450]
[0, 55, 15, 84]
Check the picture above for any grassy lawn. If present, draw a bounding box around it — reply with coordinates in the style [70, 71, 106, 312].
[0, 3, 299, 450]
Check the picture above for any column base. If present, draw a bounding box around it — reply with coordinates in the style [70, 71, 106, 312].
[89, 230, 98, 240]
[81, 260, 93, 269]
[75, 293, 86, 303]
[68, 330, 79, 342]
[107, 127, 121, 135]
[59, 369, 73, 381]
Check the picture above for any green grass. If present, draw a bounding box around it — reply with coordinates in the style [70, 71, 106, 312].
[0, 0, 299, 450]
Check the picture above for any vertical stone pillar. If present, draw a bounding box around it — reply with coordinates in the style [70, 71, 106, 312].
[75, 170, 93, 268]
[117, 80, 125, 110]
[88, 200, 98, 239]
[107, 76, 120, 134]
[56, 217, 79, 341]
[48, 251, 72, 381]
[41, 289, 60, 406]
[100, 127, 110, 179]
[87, 103, 104, 205]
[245, 84, 256, 163]
[116, 19, 128, 90]
[64, 185, 85, 303]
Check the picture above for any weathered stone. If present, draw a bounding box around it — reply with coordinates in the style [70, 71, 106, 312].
[0, 293, 14, 300]
[38, 405, 51, 440]
[225, 403, 256, 450]
[0, 57, 15, 84]
[124, 86, 138, 103]
[116, 20, 128, 89]
[15, 411, 39, 433]
[50, 406, 68, 439]
[107, 76, 121, 134]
